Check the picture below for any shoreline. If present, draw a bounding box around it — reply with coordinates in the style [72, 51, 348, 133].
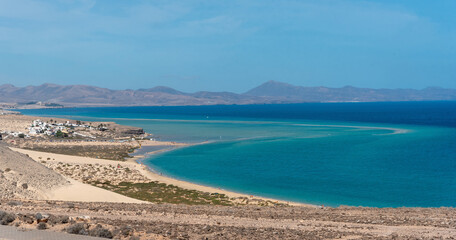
[2, 113, 417, 208]
[3, 113, 413, 207]
[130, 140, 314, 207]
[11, 144, 312, 207]
[1, 113, 312, 206]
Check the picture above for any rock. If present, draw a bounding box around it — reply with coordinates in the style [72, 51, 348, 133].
[0, 211, 16, 225]
[66, 223, 88, 235]
[37, 222, 48, 230]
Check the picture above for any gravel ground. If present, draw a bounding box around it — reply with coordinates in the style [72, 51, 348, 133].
[1, 199, 455, 239]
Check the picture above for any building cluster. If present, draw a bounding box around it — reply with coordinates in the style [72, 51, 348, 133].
[28, 119, 64, 136]
[0, 119, 97, 140]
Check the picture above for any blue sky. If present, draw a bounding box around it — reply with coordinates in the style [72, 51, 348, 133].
[0, 0, 455, 92]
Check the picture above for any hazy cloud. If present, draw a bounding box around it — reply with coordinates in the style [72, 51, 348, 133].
[0, 0, 454, 91]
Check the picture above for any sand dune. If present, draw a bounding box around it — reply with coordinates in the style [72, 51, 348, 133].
[1, 145, 144, 203]
[47, 178, 144, 203]
[0, 144, 67, 200]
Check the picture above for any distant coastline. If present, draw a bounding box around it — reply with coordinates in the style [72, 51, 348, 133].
[2, 81, 456, 108]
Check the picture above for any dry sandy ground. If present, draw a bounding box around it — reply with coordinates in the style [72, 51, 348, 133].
[46, 178, 144, 204]
[0, 114, 33, 133]
[0, 144, 67, 200]
[11, 147, 304, 206]
[1, 199, 455, 239]
[8, 147, 143, 204]
[0, 143, 142, 204]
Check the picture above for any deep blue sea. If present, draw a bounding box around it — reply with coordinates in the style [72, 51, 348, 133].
[19, 102, 456, 207]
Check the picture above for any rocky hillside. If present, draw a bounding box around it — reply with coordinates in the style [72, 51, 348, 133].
[0, 144, 68, 199]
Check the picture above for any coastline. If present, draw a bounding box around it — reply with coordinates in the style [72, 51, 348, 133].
[2, 113, 413, 207]
[3, 110, 456, 239]
[1, 113, 312, 206]
[11, 143, 312, 207]
[130, 141, 313, 207]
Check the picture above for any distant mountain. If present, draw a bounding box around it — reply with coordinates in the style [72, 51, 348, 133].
[1, 81, 456, 107]
[245, 80, 307, 97]
[245, 80, 456, 102]
[137, 86, 187, 95]
[0, 83, 269, 107]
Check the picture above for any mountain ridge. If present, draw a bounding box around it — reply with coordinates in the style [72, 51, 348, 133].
[1, 81, 456, 107]
[245, 81, 456, 102]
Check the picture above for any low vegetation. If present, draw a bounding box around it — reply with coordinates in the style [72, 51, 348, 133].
[19, 145, 137, 161]
[91, 181, 234, 206]
[44, 161, 286, 206]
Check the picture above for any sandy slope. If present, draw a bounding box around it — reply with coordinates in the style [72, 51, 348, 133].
[46, 178, 144, 203]
[0, 144, 67, 200]
[6, 147, 144, 203]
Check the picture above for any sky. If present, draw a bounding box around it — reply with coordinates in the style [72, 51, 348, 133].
[0, 0, 455, 93]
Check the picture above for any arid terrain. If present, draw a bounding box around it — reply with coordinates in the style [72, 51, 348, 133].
[1, 199, 456, 239]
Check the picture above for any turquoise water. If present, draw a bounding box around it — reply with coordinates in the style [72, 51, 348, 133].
[19, 103, 456, 207]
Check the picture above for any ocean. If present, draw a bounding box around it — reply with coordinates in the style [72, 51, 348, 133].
[18, 101, 456, 207]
